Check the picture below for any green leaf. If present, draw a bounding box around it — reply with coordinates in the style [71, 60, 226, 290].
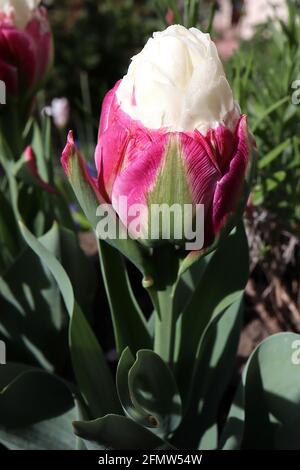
[116, 348, 140, 420]
[0, 225, 67, 369]
[0, 407, 77, 450]
[220, 380, 244, 450]
[176, 224, 249, 402]
[252, 96, 290, 132]
[128, 350, 182, 437]
[98, 240, 151, 355]
[73, 414, 174, 450]
[243, 332, 300, 449]
[0, 367, 73, 428]
[70, 303, 121, 418]
[59, 227, 97, 315]
[172, 252, 213, 320]
[0, 363, 33, 389]
[117, 348, 182, 437]
[258, 138, 291, 169]
[0, 190, 19, 270]
[253, 171, 286, 205]
[222, 332, 300, 450]
[32, 121, 49, 183]
[18, 221, 121, 419]
[19, 221, 74, 315]
[173, 296, 243, 449]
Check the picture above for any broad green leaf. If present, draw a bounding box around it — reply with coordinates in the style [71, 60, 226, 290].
[172, 253, 212, 320]
[59, 227, 97, 315]
[220, 380, 244, 450]
[70, 303, 121, 418]
[0, 363, 33, 389]
[222, 332, 300, 450]
[0, 367, 73, 428]
[128, 350, 182, 437]
[0, 227, 67, 369]
[18, 221, 120, 419]
[173, 296, 243, 449]
[117, 348, 182, 437]
[0, 407, 77, 450]
[176, 224, 249, 401]
[242, 332, 300, 449]
[98, 240, 151, 355]
[19, 221, 74, 315]
[73, 414, 174, 450]
[116, 348, 142, 422]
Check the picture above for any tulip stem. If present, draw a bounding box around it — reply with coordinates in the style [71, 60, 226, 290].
[154, 286, 176, 369]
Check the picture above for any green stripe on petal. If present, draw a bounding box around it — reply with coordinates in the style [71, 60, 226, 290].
[147, 135, 194, 244]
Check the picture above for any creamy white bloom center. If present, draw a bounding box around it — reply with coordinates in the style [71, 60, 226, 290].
[117, 25, 239, 134]
[0, 0, 40, 29]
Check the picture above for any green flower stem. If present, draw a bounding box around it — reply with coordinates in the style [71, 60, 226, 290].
[154, 286, 176, 368]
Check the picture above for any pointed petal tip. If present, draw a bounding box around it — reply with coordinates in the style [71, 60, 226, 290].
[24, 145, 33, 160]
[61, 130, 76, 175]
[67, 130, 74, 145]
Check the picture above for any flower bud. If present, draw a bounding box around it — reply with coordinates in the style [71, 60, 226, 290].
[63, 25, 253, 250]
[0, 0, 53, 97]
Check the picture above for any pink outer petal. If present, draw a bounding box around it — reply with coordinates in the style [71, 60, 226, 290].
[62, 131, 104, 203]
[98, 80, 121, 137]
[206, 125, 238, 174]
[95, 81, 128, 199]
[0, 56, 17, 95]
[95, 79, 250, 246]
[0, 26, 37, 92]
[95, 80, 164, 201]
[111, 134, 169, 229]
[24, 146, 58, 195]
[212, 115, 249, 234]
[180, 132, 221, 243]
[96, 124, 130, 201]
[181, 132, 221, 207]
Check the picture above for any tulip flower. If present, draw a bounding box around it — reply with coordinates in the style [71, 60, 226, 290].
[63, 25, 252, 250]
[0, 0, 53, 97]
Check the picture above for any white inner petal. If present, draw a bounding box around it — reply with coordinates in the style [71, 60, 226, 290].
[116, 25, 239, 134]
[0, 0, 40, 29]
